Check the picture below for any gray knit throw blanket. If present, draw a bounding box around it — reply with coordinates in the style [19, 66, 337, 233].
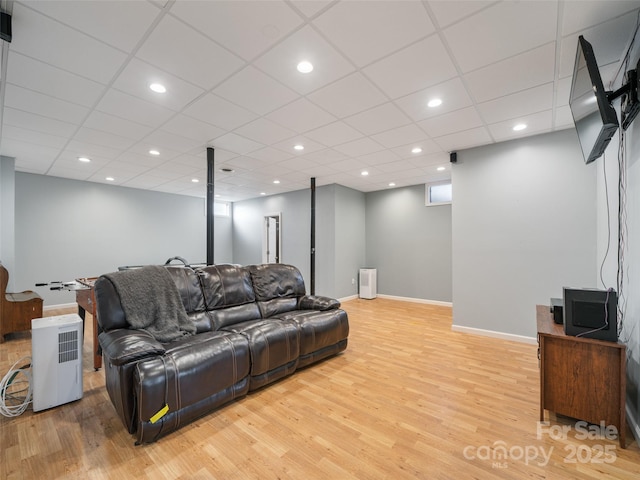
[102, 265, 196, 343]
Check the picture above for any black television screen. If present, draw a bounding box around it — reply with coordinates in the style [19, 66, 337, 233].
[563, 287, 617, 342]
[569, 36, 619, 164]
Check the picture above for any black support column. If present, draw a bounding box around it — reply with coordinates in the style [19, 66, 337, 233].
[310, 177, 316, 295]
[206, 147, 215, 266]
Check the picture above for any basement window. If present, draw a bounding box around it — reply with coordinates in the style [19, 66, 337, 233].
[214, 201, 230, 217]
[425, 181, 452, 206]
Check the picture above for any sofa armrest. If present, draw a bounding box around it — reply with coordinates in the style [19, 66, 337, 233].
[299, 295, 340, 311]
[99, 329, 166, 366]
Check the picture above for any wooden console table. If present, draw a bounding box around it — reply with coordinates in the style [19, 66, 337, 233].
[537, 305, 626, 448]
[76, 277, 101, 371]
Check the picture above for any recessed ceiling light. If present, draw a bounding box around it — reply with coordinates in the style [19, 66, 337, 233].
[361, 171, 369, 176]
[513, 123, 527, 131]
[149, 149, 160, 156]
[388, 182, 396, 187]
[215, 194, 221, 198]
[294, 144, 304, 151]
[105, 177, 115, 182]
[411, 147, 422, 154]
[273, 180, 280, 184]
[191, 178, 199, 183]
[427, 98, 443, 108]
[149, 83, 166, 93]
[437, 166, 446, 171]
[260, 192, 266, 196]
[78, 156, 91, 163]
[297, 61, 313, 73]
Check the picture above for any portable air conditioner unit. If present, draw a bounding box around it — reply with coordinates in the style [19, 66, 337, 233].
[359, 268, 377, 299]
[31, 314, 83, 412]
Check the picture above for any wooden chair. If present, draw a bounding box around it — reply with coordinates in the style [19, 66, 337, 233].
[0, 264, 43, 342]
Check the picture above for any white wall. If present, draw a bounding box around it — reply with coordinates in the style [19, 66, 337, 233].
[0, 156, 15, 289]
[452, 129, 597, 338]
[15, 173, 232, 305]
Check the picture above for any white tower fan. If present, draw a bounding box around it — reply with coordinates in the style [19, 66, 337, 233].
[31, 314, 83, 412]
[359, 268, 377, 299]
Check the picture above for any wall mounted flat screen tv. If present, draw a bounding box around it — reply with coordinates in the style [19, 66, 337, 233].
[569, 36, 619, 164]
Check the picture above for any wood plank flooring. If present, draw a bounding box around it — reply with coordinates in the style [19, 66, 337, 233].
[1, 298, 639, 479]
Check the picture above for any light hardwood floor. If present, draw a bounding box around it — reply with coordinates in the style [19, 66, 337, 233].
[1, 298, 639, 479]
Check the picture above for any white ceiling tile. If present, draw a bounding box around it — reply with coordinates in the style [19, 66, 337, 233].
[371, 124, 429, 149]
[170, 0, 303, 61]
[95, 89, 176, 127]
[226, 155, 270, 172]
[1, 138, 60, 170]
[304, 121, 364, 147]
[7, 52, 104, 107]
[443, 1, 557, 73]
[112, 58, 205, 111]
[394, 77, 473, 121]
[4, 84, 89, 125]
[2, 124, 67, 149]
[432, 126, 493, 152]
[116, 152, 164, 168]
[25, 0, 160, 52]
[83, 111, 154, 140]
[127, 142, 181, 160]
[254, 25, 355, 95]
[390, 138, 442, 158]
[266, 97, 336, 133]
[213, 133, 264, 155]
[561, 0, 640, 36]
[464, 43, 556, 103]
[555, 106, 575, 129]
[156, 114, 225, 144]
[344, 102, 411, 135]
[487, 110, 554, 142]
[45, 165, 92, 181]
[214, 66, 299, 115]
[313, 1, 435, 67]
[271, 136, 326, 156]
[556, 76, 572, 107]
[332, 137, 385, 157]
[307, 72, 388, 118]
[294, 148, 349, 166]
[136, 14, 244, 90]
[249, 146, 294, 163]
[73, 127, 136, 151]
[142, 130, 203, 154]
[477, 83, 554, 125]
[3, 107, 78, 138]
[65, 139, 126, 161]
[356, 150, 401, 167]
[326, 157, 369, 173]
[11, 3, 127, 84]
[364, 35, 458, 99]
[417, 106, 484, 138]
[183, 93, 258, 131]
[428, 1, 495, 28]
[289, 0, 333, 19]
[122, 175, 171, 190]
[234, 118, 297, 146]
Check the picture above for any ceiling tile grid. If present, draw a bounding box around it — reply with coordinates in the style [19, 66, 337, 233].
[1, 1, 639, 202]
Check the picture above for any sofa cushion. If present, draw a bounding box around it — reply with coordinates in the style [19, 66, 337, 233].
[249, 264, 306, 318]
[164, 266, 205, 314]
[197, 265, 256, 309]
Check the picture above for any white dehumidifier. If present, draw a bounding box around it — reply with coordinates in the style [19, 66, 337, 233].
[359, 268, 377, 299]
[31, 314, 83, 412]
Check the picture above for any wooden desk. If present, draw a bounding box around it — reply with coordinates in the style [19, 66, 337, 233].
[537, 305, 626, 448]
[76, 277, 101, 371]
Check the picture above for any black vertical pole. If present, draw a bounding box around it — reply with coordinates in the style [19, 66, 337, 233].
[207, 147, 215, 265]
[310, 177, 316, 295]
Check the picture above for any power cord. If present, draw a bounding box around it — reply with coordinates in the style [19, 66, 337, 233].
[0, 356, 33, 417]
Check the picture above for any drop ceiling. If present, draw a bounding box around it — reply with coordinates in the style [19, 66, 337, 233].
[1, 0, 639, 202]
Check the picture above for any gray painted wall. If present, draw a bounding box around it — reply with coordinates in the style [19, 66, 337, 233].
[0, 157, 16, 289]
[15, 173, 232, 305]
[231, 183, 366, 299]
[452, 129, 596, 338]
[365, 184, 452, 302]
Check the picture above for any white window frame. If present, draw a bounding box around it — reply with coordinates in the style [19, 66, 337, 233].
[425, 180, 452, 207]
[213, 201, 230, 217]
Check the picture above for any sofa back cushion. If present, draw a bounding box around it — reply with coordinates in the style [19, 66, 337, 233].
[248, 264, 306, 318]
[164, 266, 209, 333]
[197, 264, 261, 328]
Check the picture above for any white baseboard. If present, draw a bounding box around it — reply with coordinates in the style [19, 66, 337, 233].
[451, 324, 538, 345]
[376, 294, 452, 307]
[338, 294, 359, 302]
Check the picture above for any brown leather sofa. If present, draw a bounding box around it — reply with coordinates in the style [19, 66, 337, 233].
[94, 263, 349, 444]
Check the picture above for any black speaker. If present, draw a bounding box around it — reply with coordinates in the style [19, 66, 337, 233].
[0, 12, 11, 43]
[450, 151, 457, 163]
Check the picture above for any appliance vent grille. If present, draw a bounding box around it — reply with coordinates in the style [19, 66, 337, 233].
[58, 330, 79, 363]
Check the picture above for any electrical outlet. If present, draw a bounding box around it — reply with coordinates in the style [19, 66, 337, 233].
[351, 278, 355, 285]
